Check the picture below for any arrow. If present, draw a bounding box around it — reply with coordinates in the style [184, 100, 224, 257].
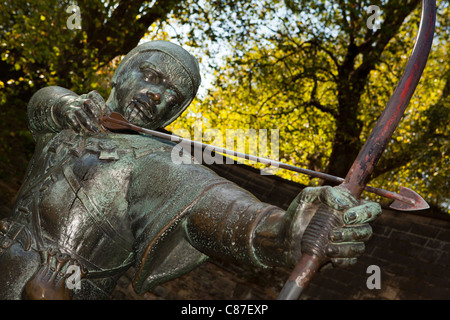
[102, 112, 428, 211]
[277, 0, 436, 300]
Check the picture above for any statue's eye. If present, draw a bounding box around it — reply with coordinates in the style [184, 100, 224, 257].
[143, 70, 159, 83]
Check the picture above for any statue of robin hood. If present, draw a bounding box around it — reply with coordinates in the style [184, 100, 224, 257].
[0, 41, 381, 300]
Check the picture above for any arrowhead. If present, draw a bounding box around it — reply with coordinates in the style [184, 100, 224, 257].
[389, 187, 430, 211]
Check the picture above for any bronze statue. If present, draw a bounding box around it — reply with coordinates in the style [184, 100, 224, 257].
[0, 41, 381, 299]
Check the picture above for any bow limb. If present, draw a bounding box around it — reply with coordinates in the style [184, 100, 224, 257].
[278, 0, 436, 300]
[341, 0, 437, 197]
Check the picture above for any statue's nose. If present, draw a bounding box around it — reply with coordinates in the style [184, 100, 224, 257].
[147, 91, 161, 105]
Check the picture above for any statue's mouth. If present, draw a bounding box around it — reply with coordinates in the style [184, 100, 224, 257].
[126, 96, 156, 123]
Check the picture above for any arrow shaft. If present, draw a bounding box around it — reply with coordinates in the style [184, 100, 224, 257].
[103, 114, 417, 207]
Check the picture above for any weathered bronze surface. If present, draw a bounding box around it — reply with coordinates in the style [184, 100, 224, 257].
[1, 40, 380, 300]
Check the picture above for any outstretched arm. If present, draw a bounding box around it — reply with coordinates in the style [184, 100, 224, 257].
[185, 184, 381, 270]
[184, 183, 288, 269]
[127, 149, 380, 292]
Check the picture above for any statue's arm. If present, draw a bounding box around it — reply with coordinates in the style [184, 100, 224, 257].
[128, 156, 293, 270]
[184, 183, 295, 269]
[184, 183, 381, 270]
[27, 86, 106, 140]
[27, 86, 80, 139]
[128, 152, 380, 273]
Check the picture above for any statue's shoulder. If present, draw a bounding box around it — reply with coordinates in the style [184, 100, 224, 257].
[85, 133, 175, 161]
[42, 130, 179, 164]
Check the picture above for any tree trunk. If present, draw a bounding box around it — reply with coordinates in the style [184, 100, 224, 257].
[325, 92, 364, 181]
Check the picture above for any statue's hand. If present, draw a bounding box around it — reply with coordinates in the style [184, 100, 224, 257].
[285, 185, 381, 268]
[58, 90, 107, 133]
[23, 249, 86, 300]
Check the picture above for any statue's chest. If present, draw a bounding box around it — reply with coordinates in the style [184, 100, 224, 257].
[12, 132, 143, 239]
[33, 139, 133, 245]
[13, 131, 171, 228]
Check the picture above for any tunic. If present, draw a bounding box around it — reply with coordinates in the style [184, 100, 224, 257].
[1, 128, 282, 299]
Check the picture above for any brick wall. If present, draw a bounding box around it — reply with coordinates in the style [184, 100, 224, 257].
[113, 161, 450, 300]
[302, 209, 450, 299]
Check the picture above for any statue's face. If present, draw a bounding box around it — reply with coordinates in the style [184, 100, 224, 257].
[110, 51, 193, 129]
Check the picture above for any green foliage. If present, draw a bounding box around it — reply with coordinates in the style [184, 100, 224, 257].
[0, 0, 448, 213]
[166, 0, 449, 213]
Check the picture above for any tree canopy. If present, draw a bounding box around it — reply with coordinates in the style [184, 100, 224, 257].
[162, 0, 449, 212]
[0, 0, 448, 214]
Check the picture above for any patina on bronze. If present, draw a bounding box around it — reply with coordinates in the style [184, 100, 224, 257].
[2, 40, 381, 300]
